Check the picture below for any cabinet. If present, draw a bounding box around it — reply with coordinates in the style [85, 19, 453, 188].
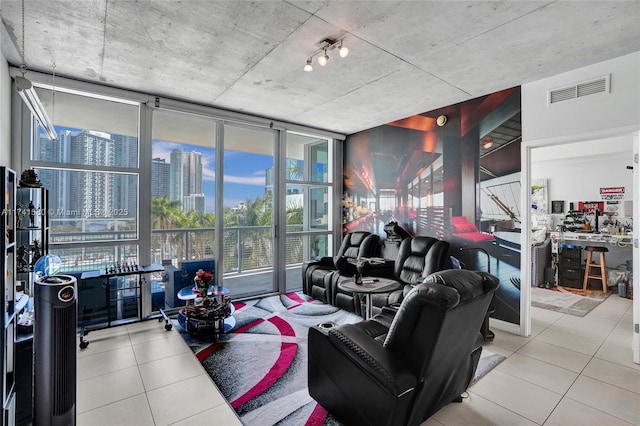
[2, 167, 17, 426]
[558, 245, 583, 288]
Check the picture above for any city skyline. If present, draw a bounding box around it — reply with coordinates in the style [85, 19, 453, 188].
[152, 140, 272, 212]
[37, 126, 286, 215]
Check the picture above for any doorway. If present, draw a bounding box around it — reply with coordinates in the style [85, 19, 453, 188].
[525, 132, 638, 364]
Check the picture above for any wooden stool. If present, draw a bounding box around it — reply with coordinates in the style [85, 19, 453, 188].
[583, 246, 608, 293]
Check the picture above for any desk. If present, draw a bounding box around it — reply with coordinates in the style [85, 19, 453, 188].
[550, 231, 633, 289]
[337, 277, 401, 319]
[550, 231, 633, 247]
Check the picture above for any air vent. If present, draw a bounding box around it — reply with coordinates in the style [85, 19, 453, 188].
[548, 75, 610, 105]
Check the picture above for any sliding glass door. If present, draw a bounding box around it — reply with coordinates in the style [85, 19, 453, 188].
[221, 123, 276, 298]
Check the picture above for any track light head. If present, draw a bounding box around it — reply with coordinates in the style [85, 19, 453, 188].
[338, 41, 349, 58]
[304, 59, 313, 72]
[318, 50, 329, 66]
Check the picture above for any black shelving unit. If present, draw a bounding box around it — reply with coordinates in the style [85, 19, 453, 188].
[2, 167, 17, 426]
[13, 186, 49, 426]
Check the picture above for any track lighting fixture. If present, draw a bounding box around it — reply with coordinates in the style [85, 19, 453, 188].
[303, 37, 349, 72]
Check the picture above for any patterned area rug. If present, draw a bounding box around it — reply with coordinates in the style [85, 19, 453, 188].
[531, 285, 610, 317]
[177, 292, 503, 426]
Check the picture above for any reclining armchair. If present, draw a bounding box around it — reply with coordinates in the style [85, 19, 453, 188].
[336, 236, 449, 317]
[371, 235, 449, 313]
[302, 231, 379, 304]
[308, 269, 500, 426]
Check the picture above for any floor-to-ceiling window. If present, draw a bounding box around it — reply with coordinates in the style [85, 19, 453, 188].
[221, 123, 276, 299]
[22, 86, 142, 324]
[15, 72, 342, 319]
[28, 89, 140, 268]
[285, 132, 333, 292]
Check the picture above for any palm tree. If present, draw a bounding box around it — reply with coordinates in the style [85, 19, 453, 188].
[151, 196, 183, 260]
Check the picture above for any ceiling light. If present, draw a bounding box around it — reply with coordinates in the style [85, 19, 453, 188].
[15, 0, 57, 140]
[15, 76, 58, 140]
[304, 58, 313, 72]
[318, 49, 329, 66]
[303, 37, 349, 71]
[338, 41, 349, 58]
[482, 139, 494, 149]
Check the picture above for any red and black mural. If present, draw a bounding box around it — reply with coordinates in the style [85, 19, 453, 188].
[343, 87, 522, 325]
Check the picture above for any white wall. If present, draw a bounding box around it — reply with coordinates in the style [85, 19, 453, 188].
[532, 144, 633, 203]
[522, 51, 640, 141]
[532, 148, 633, 225]
[0, 49, 10, 166]
[519, 51, 640, 340]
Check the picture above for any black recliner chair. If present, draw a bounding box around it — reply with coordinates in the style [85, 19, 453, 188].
[302, 231, 379, 304]
[332, 235, 449, 317]
[366, 235, 450, 316]
[308, 269, 500, 426]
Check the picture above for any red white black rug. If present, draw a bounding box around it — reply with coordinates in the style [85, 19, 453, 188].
[177, 292, 503, 425]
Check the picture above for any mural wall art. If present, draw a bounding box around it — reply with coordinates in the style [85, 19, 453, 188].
[343, 87, 522, 325]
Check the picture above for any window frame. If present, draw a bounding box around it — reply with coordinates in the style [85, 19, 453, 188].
[12, 67, 345, 316]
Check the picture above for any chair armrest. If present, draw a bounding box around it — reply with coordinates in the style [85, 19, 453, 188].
[362, 260, 395, 278]
[305, 256, 335, 268]
[328, 323, 417, 395]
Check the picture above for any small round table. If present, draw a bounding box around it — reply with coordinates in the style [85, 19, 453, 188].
[176, 286, 236, 335]
[337, 277, 402, 319]
[177, 285, 231, 302]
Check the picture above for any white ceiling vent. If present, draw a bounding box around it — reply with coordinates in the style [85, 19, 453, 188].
[548, 75, 610, 105]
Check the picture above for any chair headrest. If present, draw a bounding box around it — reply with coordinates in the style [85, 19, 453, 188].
[422, 269, 499, 302]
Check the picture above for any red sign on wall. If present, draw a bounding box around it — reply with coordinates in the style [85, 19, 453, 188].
[578, 201, 604, 214]
[600, 187, 625, 200]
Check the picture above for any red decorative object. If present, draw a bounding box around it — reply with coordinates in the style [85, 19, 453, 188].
[194, 268, 213, 297]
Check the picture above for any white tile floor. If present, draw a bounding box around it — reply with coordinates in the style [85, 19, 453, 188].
[75, 294, 639, 426]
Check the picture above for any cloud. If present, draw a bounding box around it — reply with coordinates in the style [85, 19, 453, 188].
[151, 141, 183, 162]
[224, 174, 265, 185]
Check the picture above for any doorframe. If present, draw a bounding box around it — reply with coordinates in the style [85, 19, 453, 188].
[522, 125, 639, 365]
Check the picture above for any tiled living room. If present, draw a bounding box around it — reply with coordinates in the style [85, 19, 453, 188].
[75, 293, 637, 425]
[1, 2, 639, 426]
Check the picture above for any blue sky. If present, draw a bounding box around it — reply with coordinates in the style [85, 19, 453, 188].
[43, 127, 272, 213]
[152, 140, 272, 212]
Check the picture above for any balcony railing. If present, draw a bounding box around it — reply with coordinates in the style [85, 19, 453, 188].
[52, 225, 329, 277]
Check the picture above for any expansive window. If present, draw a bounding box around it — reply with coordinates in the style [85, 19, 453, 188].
[222, 124, 276, 298]
[151, 109, 216, 264]
[285, 132, 333, 291]
[17, 74, 341, 318]
[28, 88, 140, 273]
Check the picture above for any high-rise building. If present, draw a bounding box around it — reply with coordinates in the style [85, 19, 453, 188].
[112, 134, 139, 217]
[69, 131, 114, 219]
[36, 130, 71, 217]
[183, 193, 205, 213]
[169, 149, 205, 212]
[151, 157, 171, 199]
[183, 151, 203, 196]
[169, 149, 183, 203]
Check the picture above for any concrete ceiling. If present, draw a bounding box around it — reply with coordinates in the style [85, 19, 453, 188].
[1, 1, 639, 136]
